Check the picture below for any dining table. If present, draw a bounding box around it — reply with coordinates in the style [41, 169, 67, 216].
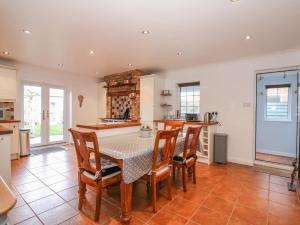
[98, 131, 187, 222]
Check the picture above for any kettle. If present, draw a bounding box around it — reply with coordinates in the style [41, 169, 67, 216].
[204, 112, 210, 122]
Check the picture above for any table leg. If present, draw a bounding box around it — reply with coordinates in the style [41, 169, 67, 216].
[120, 180, 132, 223]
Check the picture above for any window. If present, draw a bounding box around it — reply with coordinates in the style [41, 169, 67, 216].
[179, 82, 200, 116]
[265, 84, 290, 121]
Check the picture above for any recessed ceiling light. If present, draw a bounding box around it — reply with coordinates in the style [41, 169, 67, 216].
[245, 35, 251, 40]
[141, 30, 150, 35]
[89, 50, 95, 55]
[230, 0, 239, 2]
[2, 51, 9, 55]
[177, 52, 183, 56]
[58, 63, 63, 67]
[95, 71, 99, 75]
[23, 29, 31, 34]
[128, 63, 133, 67]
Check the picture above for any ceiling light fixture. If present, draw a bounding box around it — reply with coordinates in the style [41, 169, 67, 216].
[89, 50, 95, 55]
[128, 63, 133, 67]
[230, 0, 239, 2]
[23, 29, 32, 34]
[141, 30, 150, 35]
[2, 51, 9, 55]
[245, 35, 251, 40]
[58, 63, 63, 67]
[177, 52, 183, 56]
[95, 72, 99, 75]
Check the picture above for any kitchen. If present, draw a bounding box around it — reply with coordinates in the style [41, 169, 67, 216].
[0, 1, 300, 224]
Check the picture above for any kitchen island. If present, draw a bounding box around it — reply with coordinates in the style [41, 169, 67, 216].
[76, 121, 141, 137]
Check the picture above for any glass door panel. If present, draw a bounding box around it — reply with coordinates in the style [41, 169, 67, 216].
[49, 88, 65, 143]
[23, 85, 43, 146]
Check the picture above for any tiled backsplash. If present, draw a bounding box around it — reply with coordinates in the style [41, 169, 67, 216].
[111, 96, 132, 118]
[0, 102, 15, 120]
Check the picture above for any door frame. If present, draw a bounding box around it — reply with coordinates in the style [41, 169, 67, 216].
[253, 66, 300, 174]
[21, 81, 69, 147]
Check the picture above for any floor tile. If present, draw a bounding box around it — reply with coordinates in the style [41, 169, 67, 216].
[16, 180, 46, 194]
[49, 179, 77, 192]
[164, 197, 199, 219]
[8, 204, 35, 224]
[29, 194, 65, 214]
[41, 174, 68, 186]
[148, 209, 187, 225]
[14, 194, 26, 208]
[57, 186, 79, 201]
[202, 195, 235, 216]
[191, 207, 229, 225]
[17, 217, 43, 225]
[237, 195, 269, 211]
[269, 191, 300, 207]
[231, 205, 267, 225]
[38, 203, 79, 225]
[21, 186, 54, 203]
[270, 183, 297, 196]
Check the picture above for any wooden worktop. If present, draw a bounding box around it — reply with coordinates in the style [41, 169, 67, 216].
[77, 122, 141, 130]
[0, 126, 13, 135]
[0, 120, 21, 123]
[0, 176, 17, 216]
[153, 119, 218, 126]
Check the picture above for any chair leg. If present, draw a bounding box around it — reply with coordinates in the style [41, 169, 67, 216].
[94, 186, 102, 221]
[78, 181, 85, 210]
[192, 163, 196, 184]
[182, 166, 187, 192]
[151, 177, 157, 213]
[167, 173, 172, 200]
[172, 165, 176, 179]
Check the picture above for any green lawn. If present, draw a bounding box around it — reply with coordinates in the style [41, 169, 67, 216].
[27, 124, 63, 138]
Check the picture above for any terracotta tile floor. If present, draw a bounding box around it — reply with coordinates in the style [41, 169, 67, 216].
[9, 145, 300, 225]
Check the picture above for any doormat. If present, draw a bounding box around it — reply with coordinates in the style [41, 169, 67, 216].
[31, 146, 66, 155]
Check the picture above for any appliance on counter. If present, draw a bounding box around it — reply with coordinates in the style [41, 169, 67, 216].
[204, 112, 218, 122]
[0, 108, 8, 120]
[185, 113, 199, 122]
[214, 133, 228, 164]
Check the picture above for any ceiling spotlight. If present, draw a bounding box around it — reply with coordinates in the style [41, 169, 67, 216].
[128, 63, 133, 67]
[95, 71, 99, 75]
[245, 35, 251, 40]
[23, 29, 32, 34]
[177, 52, 183, 56]
[58, 63, 63, 67]
[141, 30, 150, 35]
[89, 50, 95, 55]
[230, 0, 239, 2]
[2, 51, 9, 55]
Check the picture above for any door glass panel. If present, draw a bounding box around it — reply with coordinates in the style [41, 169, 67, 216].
[49, 88, 65, 142]
[23, 85, 42, 145]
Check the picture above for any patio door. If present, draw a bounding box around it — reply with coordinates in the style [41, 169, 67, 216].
[22, 83, 67, 146]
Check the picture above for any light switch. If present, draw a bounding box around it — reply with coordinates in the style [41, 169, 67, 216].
[242, 102, 251, 108]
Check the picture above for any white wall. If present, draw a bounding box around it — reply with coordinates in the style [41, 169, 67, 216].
[15, 64, 99, 130]
[159, 49, 300, 165]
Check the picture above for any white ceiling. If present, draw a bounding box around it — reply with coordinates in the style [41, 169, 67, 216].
[0, 0, 300, 77]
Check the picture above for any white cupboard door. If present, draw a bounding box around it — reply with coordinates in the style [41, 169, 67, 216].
[0, 67, 17, 100]
[9, 123, 20, 156]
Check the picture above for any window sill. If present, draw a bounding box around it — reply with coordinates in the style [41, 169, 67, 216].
[264, 119, 293, 123]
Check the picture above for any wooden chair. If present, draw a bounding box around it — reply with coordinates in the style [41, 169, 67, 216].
[173, 126, 201, 192]
[69, 129, 122, 221]
[144, 129, 180, 213]
[164, 120, 185, 132]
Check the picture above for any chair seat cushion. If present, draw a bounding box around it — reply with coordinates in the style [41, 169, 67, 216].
[83, 159, 121, 181]
[173, 155, 195, 164]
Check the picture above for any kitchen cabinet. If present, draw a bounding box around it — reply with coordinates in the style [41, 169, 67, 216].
[0, 67, 17, 100]
[140, 75, 164, 128]
[0, 122, 20, 159]
[0, 134, 12, 184]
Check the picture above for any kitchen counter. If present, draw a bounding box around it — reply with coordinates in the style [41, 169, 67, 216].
[0, 176, 16, 223]
[0, 126, 12, 135]
[0, 120, 21, 123]
[153, 119, 218, 126]
[77, 121, 141, 130]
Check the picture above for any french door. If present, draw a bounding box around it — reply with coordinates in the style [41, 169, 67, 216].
[22, 83, 67, 146]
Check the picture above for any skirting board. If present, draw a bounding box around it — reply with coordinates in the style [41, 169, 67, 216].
[228, 157, 254, 166]
[256, 149, 296, 158]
